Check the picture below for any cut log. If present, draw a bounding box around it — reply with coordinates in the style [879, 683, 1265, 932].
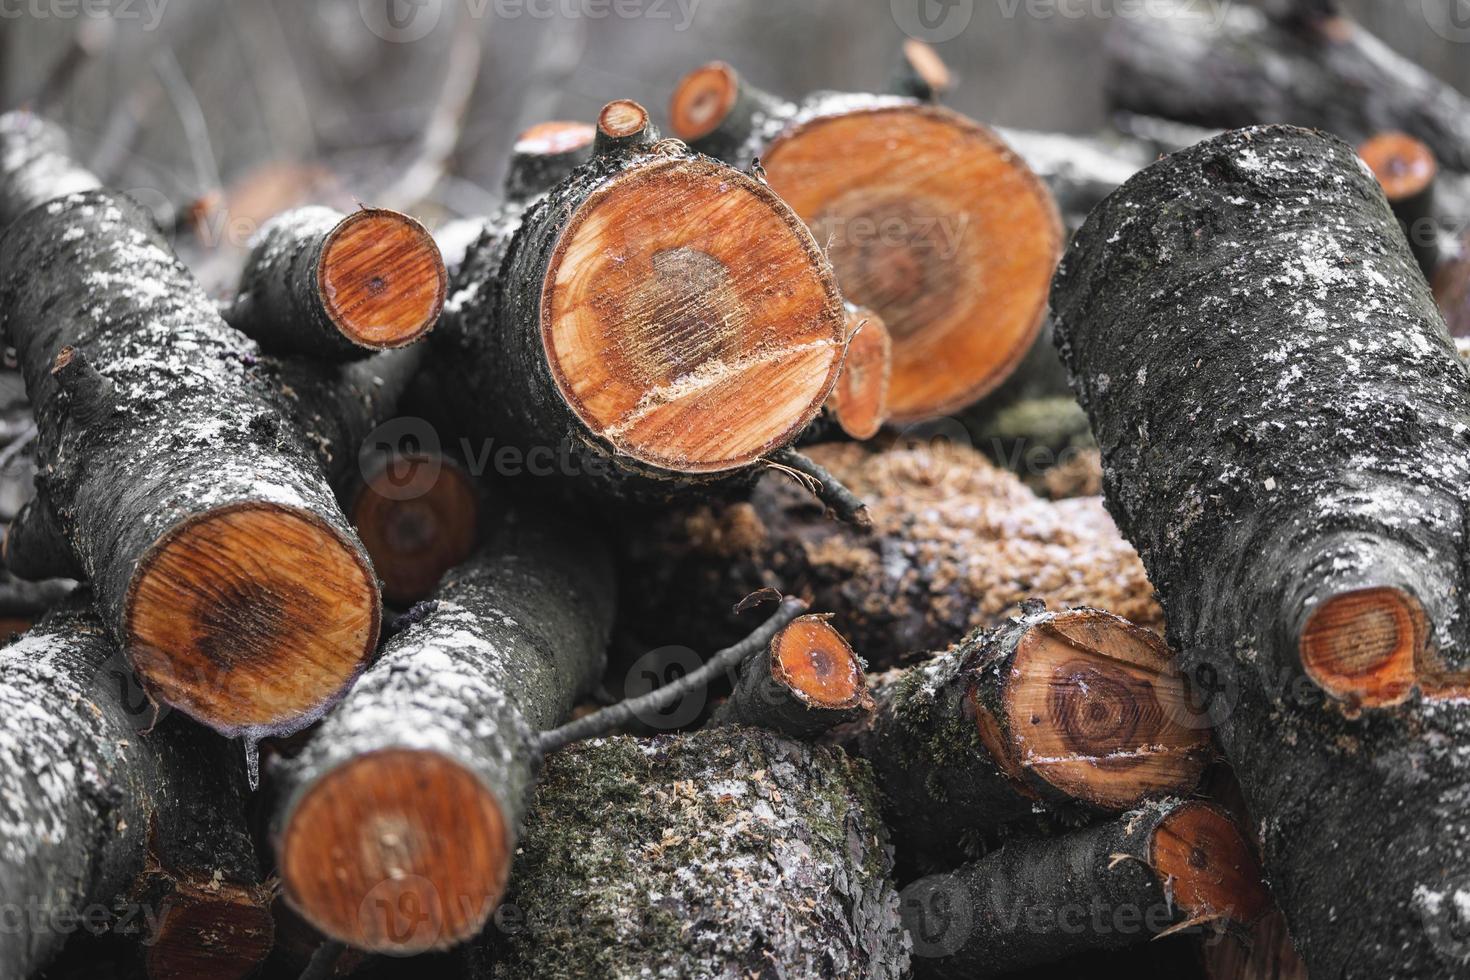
[433, 99, 848, 503]
[346, 450, 481, 606]
[1359, 132, 1439, 277]
[1052, 125, 1470, 975]
[493, 728, 910, 979]
[617, 440, 1161, 670]
[0, 111, 99, 228]
[709, 612, 872, 738]
[669, 61, 1061, 421]
[272, 512, 614, 954]
[839, 605, 1210, 852]
[224, 205, 447, 358]
[503, 120, 595, 201]
[903, 800, 1269, 978]
[0, 123, 380, 738]
[0, 595, 273, 980]
[1106, 0, 1470, 171]
[808, 304, 890, 441]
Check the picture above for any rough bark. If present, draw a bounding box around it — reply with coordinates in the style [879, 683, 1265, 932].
[0, 595, 272, 980]
[431, 100, 847, 503]
[616, 440, 1160, 670]
[493, 728, 910, 980]
[0, 110, 99, 228]
[272, 510, 615, 954]
[708, 613, 872, 739]
[223, 206, 447, 359]
[903, 800, 1268, 978]
[838, 605, 1209, 855]
[1052, 124, 1470, 977]
[1106, 0, 1470, 171]
[670, 64, 1061, 422]
[0, 184, 382, 738]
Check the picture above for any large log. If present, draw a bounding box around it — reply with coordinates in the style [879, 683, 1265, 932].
[0, 113, 385, 738]
[1106, 0, 1470, 171]
[0, 595, 273, 979]
[224, 206, 447, 359]
[617, 440, 1160, 670]
[903, 800, 1269, 978]
[1052, 124, 1470, 976]
[669, 58, 1060, 421]
[433, 99, 851, 508]
[492, 728, 910, 979]
[272, 511, 614, 954]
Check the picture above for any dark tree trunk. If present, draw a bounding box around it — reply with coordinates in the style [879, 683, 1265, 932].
[903, 800, 1268, 978]
[224, 206, 446, 359]
[0, 185, 381, 739]
[493, 728, 910, 980]
[1106, 0, 1470, 171]
[838, 605, 1209, 855]
[272, 511, 615, 955]
[0, 595, 273, 980]
[1052, 124, 1470, 977]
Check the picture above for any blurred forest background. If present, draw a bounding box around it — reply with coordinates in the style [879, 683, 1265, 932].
[2, 0, 1468, 282]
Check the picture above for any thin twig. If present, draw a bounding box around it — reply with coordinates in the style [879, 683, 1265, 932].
[769, 447, 871, 528]
[535, 597, 807, 755]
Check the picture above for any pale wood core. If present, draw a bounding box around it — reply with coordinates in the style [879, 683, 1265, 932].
[280, 749, 510, 954]
[1359, 132, 1437, 201]
[902, 39, 953, 94]
[514, 120, 596, 156]
[772, 615, 867, 709]
[830, 307, 891, 440]
[598, 99, 649, 139]
[543, 156, 844, 471]
[761, 105, 1061, 420]
[668, 62, 741, 142]
[1300, 586, 1424, 708]
[125, 503, 379, 733]
[351, 453, 479, 606]
[999, 610, 1209, 808]
[1150, 802, 1271, 926]
[318, 208, 447, 348]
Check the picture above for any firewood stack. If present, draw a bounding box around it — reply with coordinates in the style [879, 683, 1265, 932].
[4, 4, 1470, 976]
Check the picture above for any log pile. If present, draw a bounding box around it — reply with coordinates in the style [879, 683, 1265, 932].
[5, 11, 1470, 979]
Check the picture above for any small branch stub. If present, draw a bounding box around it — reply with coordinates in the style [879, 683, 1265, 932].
[593, 99, 656, 156]
[890, 39, 954, 103]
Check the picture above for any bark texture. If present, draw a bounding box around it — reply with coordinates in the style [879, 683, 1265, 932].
[617, 440, 1159, 670]
[494, 728, 910, 979]
[1053, 124, 1470, 977]
[0, 111, 99, 228]
[272, 511, 615, 953]
[0, 595, 272, 980]
[1106, 1, 1470, 171]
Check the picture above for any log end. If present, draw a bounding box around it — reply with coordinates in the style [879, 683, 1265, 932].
[597, 99, 651, 141]
[984, 608, 1210, 808]
[830, 307, 892, 440]
[1150, 802, 1271, 928]
[669, 62, 741, 143]
[542, 155, 845, 473]
[125, 503, 380, 736]
[142, 878, 276, 980]
[1299, 586, 1424, 709]
[317, 208, 447, 350]
[279, 748, 509, 954]
[1358, 132, 1437, 202]
[351, 452, 480, 606]
[761, 105, 1061, 421]
[772, 614, 869, 710]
